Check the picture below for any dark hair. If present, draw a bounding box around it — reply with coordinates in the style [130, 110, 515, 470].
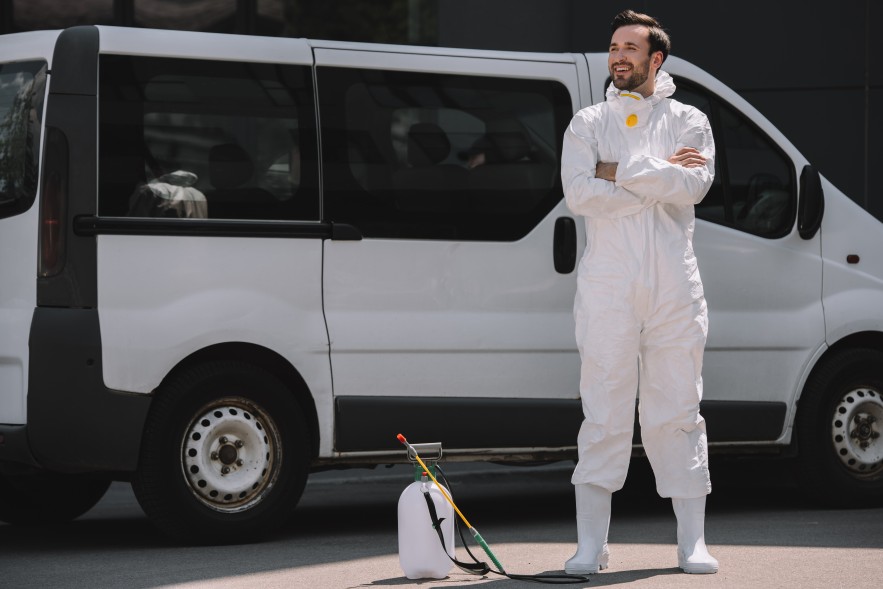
[611, 9, 671, 63]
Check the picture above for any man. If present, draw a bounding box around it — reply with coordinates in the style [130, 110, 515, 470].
[560, 9, 718, 575]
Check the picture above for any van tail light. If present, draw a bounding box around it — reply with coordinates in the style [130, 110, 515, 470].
[39, 127, 68, 278]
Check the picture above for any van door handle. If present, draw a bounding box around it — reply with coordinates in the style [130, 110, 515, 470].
[553, 216, 576, 274]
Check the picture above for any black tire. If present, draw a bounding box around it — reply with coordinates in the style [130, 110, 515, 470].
[0, 470, 110, 525]
[132, 361, 311, 544]
[796, 348, 883, 506]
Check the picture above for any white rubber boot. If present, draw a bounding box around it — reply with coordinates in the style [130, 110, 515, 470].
[564, 483, 611, 575]
[672, 496, 718, 574]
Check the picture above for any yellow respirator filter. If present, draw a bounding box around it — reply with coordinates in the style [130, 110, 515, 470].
[620, 92, 643, 128]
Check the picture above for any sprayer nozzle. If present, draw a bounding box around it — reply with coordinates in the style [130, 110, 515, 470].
[396, 434, 407, 445]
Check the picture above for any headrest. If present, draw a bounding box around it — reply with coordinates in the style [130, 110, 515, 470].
[407, 123, 451, 167]
[209, 143, 254, 189]
[484, 119, 531, 162]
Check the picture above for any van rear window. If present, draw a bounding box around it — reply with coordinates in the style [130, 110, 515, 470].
[98, 55, 319, 222]
[0, 61, 47, 219]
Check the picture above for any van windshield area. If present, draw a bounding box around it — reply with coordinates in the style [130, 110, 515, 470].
[0, 61, 47, 219]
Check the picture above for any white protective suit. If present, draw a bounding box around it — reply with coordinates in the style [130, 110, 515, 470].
[128, 170, 208, 219]
[561, 71, 715, 499]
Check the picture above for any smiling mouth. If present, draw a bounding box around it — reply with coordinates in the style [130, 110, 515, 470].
[613, 64, 631, 75]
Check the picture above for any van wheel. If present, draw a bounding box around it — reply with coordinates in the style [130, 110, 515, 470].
[0, 471, 110, 525]
[797, 348, 883, 506]
[132, 362, 310, 544]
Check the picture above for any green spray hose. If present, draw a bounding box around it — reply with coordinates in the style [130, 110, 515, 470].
[397, 433, 506, 573]
[468, 528, 505, 573]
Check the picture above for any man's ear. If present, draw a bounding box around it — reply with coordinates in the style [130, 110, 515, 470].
[650, 51, 664, 71]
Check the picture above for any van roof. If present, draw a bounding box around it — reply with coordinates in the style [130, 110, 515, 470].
[0, 29, 62, 65]
[92, 25, 582, 65]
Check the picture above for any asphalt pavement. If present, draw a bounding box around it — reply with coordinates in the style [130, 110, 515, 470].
[1, 457, 881, 588]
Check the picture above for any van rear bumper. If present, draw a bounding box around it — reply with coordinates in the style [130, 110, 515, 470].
[22, 307, 152, 474]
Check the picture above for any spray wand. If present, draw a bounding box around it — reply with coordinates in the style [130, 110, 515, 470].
[396, 433, 506, 574]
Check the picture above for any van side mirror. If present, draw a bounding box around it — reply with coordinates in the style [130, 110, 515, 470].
[798, 165, 824, 240]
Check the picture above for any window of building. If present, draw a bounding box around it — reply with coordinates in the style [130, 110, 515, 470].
[255, 0, 286, 36]
[0, 60, 46, 219]
[318, 67, 572, 241]
[674, 81, 795, 238]
[98, 55, 319, 221]
[12, 0, 114, 31]
[134, 0, 236, 33]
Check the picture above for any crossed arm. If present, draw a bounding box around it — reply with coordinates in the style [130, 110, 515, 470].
[594, 147, 708, 181]
[561, 106, 715, 218]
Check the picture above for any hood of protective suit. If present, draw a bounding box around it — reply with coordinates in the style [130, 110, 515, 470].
[605, 71, 676, 130]
[153, 169, 199, 187]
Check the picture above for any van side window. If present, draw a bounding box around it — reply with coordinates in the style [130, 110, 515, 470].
[674, 81, 795, 238]
[98, 55, 319, 221]
[318, 67, 572, 241]
[0, 61, 47, 220]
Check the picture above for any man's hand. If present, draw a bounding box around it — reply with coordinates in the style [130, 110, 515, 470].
[595, 162, 617, 181]
[668, 147, 707, 168]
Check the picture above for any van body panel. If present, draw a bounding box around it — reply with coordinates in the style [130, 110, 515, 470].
[0, 34, 55, 425]
[0, 30, 60, 65]
[309, 39, 579, 64]
[0, 202, 39, 424]
[96, 235, 329, 390]
[693, 221, 825, 416]
[95, 234, 335, 454]
[324, 210, 579, 402]
[313, 46, 580, 80]
[818, 177, 883, 344]
[572, 53, 592, 117]
[583, 52, 608, 105]
[96, 25, 314, 65]
[316, 47, 581, 416]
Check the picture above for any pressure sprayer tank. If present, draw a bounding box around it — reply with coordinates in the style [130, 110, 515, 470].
[398, 462, 455, 579]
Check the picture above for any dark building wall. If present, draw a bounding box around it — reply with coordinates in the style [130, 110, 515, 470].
[438, 0, 575, 52]
[870, 0, 882, 220]
[440, 0, 879, 221]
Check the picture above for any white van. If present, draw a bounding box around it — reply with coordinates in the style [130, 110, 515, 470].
[0, 25, 880, 543]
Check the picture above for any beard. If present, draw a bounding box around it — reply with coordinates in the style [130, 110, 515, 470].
[611, 59, 650, 92]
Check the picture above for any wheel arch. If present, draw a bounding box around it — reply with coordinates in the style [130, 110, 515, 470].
[794, 330, 883, 416]
[826, 330, 883, 355]
[161, 342, 320, 460]
[776, 330, 883, 454]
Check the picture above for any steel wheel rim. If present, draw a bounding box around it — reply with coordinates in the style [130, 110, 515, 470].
[831, 387, 883, 478]
[181, 397, 282, 513]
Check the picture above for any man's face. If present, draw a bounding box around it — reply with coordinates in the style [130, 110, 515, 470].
[608, 24, 660, 96]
